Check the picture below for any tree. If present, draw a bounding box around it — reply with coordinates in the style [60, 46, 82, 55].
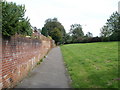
[42, 18, 66, 44]
[17, 18, 32, 36]
[64, 33, 72, 44]
[100, 25, 112, 41]
[100, 25, 112, 37]
[100, 11, 120, 41]
[41, 27, 48, 37]
[86, 32, 93, 37]
[2, 1, 32, 37]
[70, 24, 84, 42]
[107, 12, 119, 33]
[107, 12, 120, 41]
[50, 27, 62, 44]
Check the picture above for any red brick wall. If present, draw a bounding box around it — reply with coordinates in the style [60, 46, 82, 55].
[1, 35, 54, 88]
[0, 36, 2, 89]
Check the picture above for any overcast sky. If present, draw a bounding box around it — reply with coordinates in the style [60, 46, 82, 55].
[6, 0, 119, 36]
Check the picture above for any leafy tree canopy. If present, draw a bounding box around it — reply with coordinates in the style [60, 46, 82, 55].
[69, 24, 84, 42]
[70, 24, 84, 37]
[100, 25, 112, 37]
[41, 18, 66, 44]
[100, 11, 120, 41]
[50, 27, 62, 44]
[2, 1, 32, 37]
[86, 32, 93, 37]
[41, 27, 48, 37]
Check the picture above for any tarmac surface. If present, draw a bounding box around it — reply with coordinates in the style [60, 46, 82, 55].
[15, 47, 71, 88]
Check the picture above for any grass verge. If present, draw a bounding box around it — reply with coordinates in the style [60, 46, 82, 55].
[60, 42, 119, 88]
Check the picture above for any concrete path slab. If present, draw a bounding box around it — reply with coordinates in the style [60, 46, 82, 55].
[15, 47, 70, 88]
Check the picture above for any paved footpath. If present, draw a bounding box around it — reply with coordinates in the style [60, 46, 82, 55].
[15, 47, 70, 88]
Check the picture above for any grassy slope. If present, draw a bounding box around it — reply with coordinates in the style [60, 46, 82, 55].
[61, 42, 118, 88]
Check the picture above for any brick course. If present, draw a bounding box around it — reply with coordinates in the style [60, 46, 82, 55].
[1, 35, 54, 89]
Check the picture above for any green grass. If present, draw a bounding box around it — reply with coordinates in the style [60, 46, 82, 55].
[60, 42, 119, 88]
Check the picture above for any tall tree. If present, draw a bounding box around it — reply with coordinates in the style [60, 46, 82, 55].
[64, 33, 72, 44]
[70, 24, 84, 42]
[107, 12, 119, 33]
[50, 27, 62, 44]
[86, 32, 93, 37]
[100, 25, 112, 37]
[107, 12, 120, 41]
[2, 1, 32, 37]
[100, 11, 120, 41]
[41, 27, 48, 37]
[42, 18, 66, 44]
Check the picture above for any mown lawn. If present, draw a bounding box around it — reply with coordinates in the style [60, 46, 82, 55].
[60, 42, 119, 88]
